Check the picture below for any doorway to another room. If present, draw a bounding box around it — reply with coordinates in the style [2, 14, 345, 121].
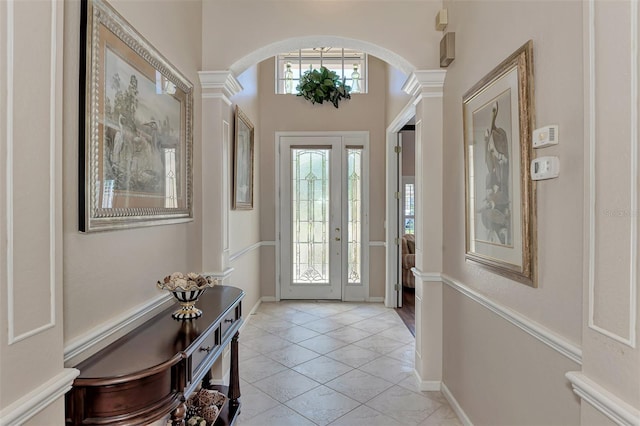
[395, 125, 416, 335]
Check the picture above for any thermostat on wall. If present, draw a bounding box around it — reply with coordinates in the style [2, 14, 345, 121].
[531, 156, 560, 180]
[532, 125, 559, 148]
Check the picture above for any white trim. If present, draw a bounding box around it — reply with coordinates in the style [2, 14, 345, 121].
[402, 70, 447, 99]
[411, 268, 442, 282]
[368, 241, 385, 247]
[228, 35, 415, 76]
[8, 0, 58, 344]
[441, 382, 473, 426]
[261, 296, 277, 302]
[198, 71, 243, 97]
[64, 292, 173, 363]
[442, 274, 582, 365]
[229, 241, 268, 263]
[586, 0, 638, 348]
[0, 368, 79, 426]
[240, 298, 262, 332]
[413, 370, 441, 391]
[201, 92, 232, 106]
[367, 297, 384, 303]
[385, 99, 417, 309]
[203, 267, 235, 282]
[566, 372, 640, 426]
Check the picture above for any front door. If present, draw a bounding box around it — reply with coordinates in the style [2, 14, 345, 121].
[279, 134, 367, 300]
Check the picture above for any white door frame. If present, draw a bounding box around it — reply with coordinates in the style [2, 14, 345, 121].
[385, 104, 416, 307]
[276, 131, 370, 301]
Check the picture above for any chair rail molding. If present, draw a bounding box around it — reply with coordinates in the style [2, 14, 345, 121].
[442, 274, 583, 365]
[0, 368, 79, 426]
[566, 372, 640, 426]
[64, 292, 173, 364]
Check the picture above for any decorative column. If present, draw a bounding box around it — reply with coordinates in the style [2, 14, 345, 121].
[402, 70, 447, 390]
[197, 71, 243, 283]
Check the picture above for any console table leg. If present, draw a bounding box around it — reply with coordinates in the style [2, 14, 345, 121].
[228, 331, 241, 404]
[171, 401, 187, 426]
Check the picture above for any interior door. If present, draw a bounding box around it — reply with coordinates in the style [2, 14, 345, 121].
[280, 136, 343, 299]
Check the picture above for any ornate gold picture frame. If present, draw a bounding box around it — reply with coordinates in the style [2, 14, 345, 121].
[462, 40, 537, 287]
[79, 0, 193, 232]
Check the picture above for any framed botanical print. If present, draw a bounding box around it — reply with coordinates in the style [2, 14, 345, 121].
[79, 0, 193, 232]
[462, 40, 537, 287]
[233, 106, 255, 210]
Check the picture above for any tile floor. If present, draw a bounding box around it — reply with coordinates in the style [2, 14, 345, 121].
[235, 301, 462, 426]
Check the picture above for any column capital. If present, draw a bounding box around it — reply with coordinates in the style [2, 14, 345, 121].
[402, 70, 447, 99]
[198, 71, 243, 105]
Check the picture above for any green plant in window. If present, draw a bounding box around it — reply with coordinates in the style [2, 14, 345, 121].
[296, 66, 351, 108]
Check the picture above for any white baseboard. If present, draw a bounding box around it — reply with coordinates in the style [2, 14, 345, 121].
[240, 298, 263, 332]
[64, 292, 173, 365]
[261, 296, 277, 302]
[368, 297, 384, 303]
[566, 371, 640, 426]
[413, 369, 441, 391]
[441, 382, 473, 426]
[0, 368, 79, 426]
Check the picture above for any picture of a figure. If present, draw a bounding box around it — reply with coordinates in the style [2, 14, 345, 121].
[472, 90, 513, 246]
[103, 48, 181, 196]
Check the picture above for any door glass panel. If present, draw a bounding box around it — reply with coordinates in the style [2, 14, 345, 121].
[292, 149, 330, 284]
[347, 148, 362, 284]
[404, 182, 415, 234]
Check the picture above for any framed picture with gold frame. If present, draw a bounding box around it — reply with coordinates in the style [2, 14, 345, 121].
[462, 40, 537, 287]
[233, 106, 255, 210]
[79, 0, 193, 232]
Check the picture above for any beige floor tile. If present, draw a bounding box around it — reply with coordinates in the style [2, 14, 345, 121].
[241, 333, 292, 354]
[418, 404, 463, 426]
[235, 380, 281, 420]
[237, 404, 316, 426]
[277, 325, 321, 343]
[266, 344, 320, 367]
[292, 355, 353, 383]
[285, 385, 360, 426]
[325, 326, 372, 344]
[325, 369, 394, 403]
[239, 355, 288, 383]
[325, 344, 381, 368]
[297, 334, 348, 354]
[386, 343, 416, 365]
[328, 404, 404, 426]
[366, 385, 442, 425]
[252, 369, 320, 403]
[352, 334, 406, 355]
[378, 325, 417, 344]
[303, 318, 344, 333]
[359, 355, 414, 384]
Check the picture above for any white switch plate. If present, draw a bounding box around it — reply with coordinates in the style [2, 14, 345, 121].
[532, 125, 559, 148]
[531, 156, 560, 180]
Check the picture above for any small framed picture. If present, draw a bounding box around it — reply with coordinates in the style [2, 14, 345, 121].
[233, 106, 255, 210]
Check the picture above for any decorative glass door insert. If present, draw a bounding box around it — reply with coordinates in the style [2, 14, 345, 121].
[292, 148, 330, 284]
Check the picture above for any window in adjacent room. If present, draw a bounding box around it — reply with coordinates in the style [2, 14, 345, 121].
[276, 48, 367, 94]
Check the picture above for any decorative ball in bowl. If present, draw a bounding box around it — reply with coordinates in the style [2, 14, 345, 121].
[157, 272, 218, 320]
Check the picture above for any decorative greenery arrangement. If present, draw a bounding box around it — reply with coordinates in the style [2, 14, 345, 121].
[296, 66, 351, 108]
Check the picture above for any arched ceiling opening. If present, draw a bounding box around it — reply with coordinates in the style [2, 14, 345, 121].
[229, 35, 416, 78]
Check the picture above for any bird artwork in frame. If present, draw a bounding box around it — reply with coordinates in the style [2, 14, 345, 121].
[462, 40, 537, 287]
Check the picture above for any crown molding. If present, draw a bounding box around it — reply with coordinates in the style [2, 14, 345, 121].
[402, 70, 447, 99]
[198, 71, 243, 99]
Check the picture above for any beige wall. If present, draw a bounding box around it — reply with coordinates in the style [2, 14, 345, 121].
[441, 0, 585, 423]
[401, 130, 415, 177]
[202, 0, 442, 73]
[62, 0, 204, 346]
[257, 56, 388, 299]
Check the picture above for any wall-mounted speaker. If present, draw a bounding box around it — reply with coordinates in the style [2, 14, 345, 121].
[440, 32, 455, 67]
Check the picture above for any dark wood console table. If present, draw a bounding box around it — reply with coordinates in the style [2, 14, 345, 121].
[65, 286, 244, 425]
